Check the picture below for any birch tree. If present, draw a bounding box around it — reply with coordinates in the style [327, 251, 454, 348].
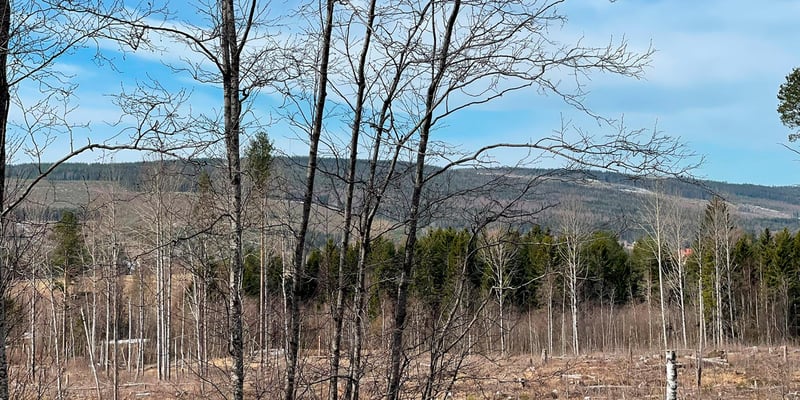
[664, 192, 696, 348]
[556, 198, 590, 355]
[325, 0, 378, 395]
[703, 196, 735, 347]
[640, 186, 670, 349]
[480, 228, 521, 357]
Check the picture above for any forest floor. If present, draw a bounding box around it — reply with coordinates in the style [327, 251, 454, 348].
[10, 345, 800, 399]
[447, 346, 800, 399]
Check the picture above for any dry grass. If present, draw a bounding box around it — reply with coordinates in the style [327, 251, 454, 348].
[447, 346, 800, 399]
[8, 345, 800, 399]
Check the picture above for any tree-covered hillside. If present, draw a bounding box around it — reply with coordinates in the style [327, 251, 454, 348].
[12, 160, 800, 236]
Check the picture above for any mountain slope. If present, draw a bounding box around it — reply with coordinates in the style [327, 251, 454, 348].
[9, 160, 800, 236]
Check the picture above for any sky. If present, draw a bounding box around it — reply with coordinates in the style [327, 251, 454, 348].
[557, 0, 800, 186]
[17, 0, 800, 186]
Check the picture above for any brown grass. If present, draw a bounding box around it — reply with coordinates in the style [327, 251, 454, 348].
[8, 345, 800, 399]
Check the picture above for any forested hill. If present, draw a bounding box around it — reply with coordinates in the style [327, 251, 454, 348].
[583, 169, 800, 205]
[9, 159, 800, 234]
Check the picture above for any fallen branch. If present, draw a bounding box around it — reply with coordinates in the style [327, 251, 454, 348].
[562, 374, 596, 380]
[685, 355, 729, 366]
[585, 385, 633, 389]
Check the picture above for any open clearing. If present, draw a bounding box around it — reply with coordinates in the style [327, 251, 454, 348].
[11, 345, 800, 399]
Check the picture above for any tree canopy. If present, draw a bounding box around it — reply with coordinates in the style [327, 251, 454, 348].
[51, 210, 88, 278]
[778, 67, 800, 140]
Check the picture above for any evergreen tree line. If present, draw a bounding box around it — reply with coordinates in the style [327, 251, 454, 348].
[236, 209, 800, 355]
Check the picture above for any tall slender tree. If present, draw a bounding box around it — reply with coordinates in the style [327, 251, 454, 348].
[283, 1, 336, 399]
[640, 187, 670, 349]
[480, 228, 522, 356]
[703, 196, 735, 347]
[327, 1, 377, 396]
[94, 0, 284, 396]
[556, 198, 591, 355]
[245, 132, 273, 365]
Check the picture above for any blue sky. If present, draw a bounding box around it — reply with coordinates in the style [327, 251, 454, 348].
[455, 0, 800, 186]
[19, 0, 800, 186]
[556, 0, 800, 186]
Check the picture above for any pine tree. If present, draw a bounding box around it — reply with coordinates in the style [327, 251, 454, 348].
[51, 211, 88, 278]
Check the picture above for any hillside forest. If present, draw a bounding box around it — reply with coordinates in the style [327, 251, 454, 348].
[5, 158, 800, 399]
[4, 0, 800, 399]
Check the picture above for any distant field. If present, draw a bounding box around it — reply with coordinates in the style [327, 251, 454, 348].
[6, 179, 133, 211]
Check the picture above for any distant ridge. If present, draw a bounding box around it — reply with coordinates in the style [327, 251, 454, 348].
[8, 158, 800, 235]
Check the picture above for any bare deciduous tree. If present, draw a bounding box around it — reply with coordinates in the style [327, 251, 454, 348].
[480, 228, 521, 357]
[664, 190, 697, 349]
[556, 198, 591, 356]
[84, 0, 284, 397]
[280, 1, 336, 399]
[0, 1, 154, 394]
[640, 185, 670, 349]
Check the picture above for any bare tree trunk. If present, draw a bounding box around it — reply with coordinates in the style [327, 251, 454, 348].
[344, 5, 418, 396]
[63, 265, 70, 370]
[714, 242, 722, 347]
[499, 294, 506, 355]
[665, 350, 677, 400]
[259, 195, 267, 368]
[343, 119, 405, 400]
[481, 230, 518, 358]
[127, 298, 132, 374]
[0, 1, 10, 396]
[329, 1, 375, 397]
[137, 260, 145, 379]
[166, 245, 173, 380]
[156, 187, 165, 380]
[79, 307, 102, 400]
[191, 274, 207, 386]
[180, 290, 185, 376]
[343, 245, 368, 400]
[546, 276, 553, 355]
[761, 265, 770, 344]
[49, 275, 65, 400]
[679, 267, 688, 348]
[218, 0, 246, 396]
[696, 239, 706, 351]
[647, 267, 653, 348]
[285, 2, 334, 399]
[669, 202, 690, 350]
[29, 277, 36, 383]
[558, 199, 589, 357]
[105, 269, 111, 375]
[724, 227, 735, 341]
[90, 253, 98, 377]
[642, 189, 670, 350]
[656, 241, 668, 349]
[112, 247, 119, 400]
[696, 262, 704, 396]
[561, 280, 567, 356]
[570, 278, 578, 355]
[388, 2, 461, 397]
